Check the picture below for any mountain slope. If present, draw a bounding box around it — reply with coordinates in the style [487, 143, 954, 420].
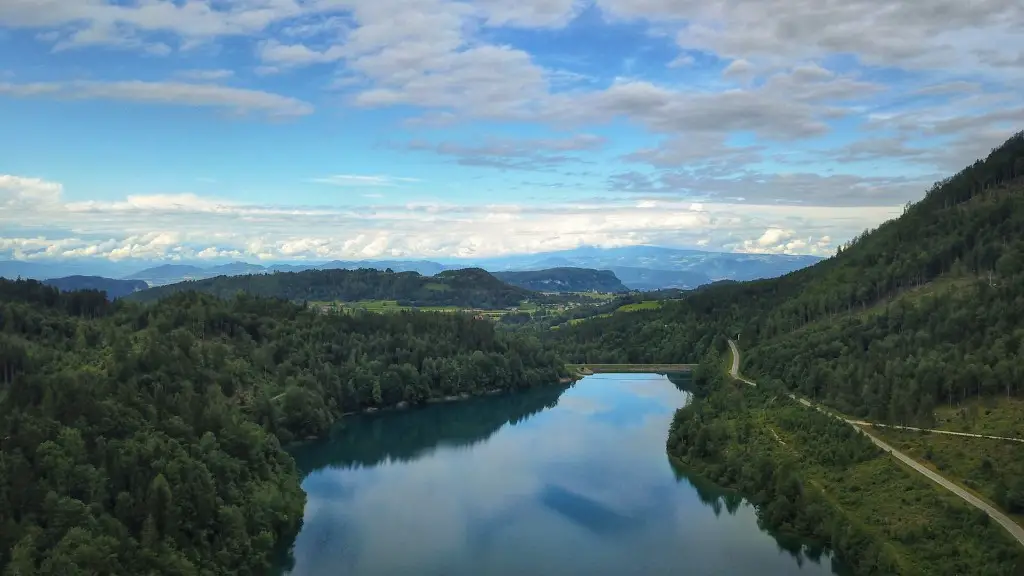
[493, 268, 626, 293]
[42, 275, 148, 300]
[128, 267, 538, 309]
[124, 264, 208, 285]
[550, 131, 1024, 422]
[607, 266, 710, 290]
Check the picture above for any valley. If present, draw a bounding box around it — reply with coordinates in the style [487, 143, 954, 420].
[2, 133, 1024, 574]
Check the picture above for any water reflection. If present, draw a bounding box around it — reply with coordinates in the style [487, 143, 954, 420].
[278, 373, 841, 576]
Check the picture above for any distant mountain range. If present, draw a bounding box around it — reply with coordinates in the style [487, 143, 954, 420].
[128, 267, 540, 309]
[0, 245, 824, 292]
[42, 276, 148, 300]
[492, 268, 626, 293]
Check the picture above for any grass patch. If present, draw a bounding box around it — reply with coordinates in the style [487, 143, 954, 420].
[616, 301, 663, 313]
[423, 282, 451, 292]
[872, 428, 1024, 527]
[933, 397, 1024, 438]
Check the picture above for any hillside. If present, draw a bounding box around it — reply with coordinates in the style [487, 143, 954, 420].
[42, 275, 148, 300]
[493, 267, 626, 293]
[550, 131, 1024, 422]
[0, 279, 565, 573]
[129, 267, 538, 309]
[607, 266, 709, 291]
[124, 263, 208, 285]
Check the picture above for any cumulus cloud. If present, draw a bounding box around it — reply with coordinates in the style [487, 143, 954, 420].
[0, 174, 896, 261]
[737, 227, 833, 255]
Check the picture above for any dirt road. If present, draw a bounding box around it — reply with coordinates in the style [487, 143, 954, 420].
[847, 421, 1024, 443]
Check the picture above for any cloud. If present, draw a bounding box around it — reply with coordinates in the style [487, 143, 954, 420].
[597, 0, 1024, 77]
[737, 227, 833, 255]
[609, 168, 933, 207]
[0, 175, 63, 208]
[257, 39, 345, 67]
[0, 174, 901, 262]
[0, 80, 313, 117]
[310, 175, 422, 187]
[175, 69, 235, 81]
[721, 58, 754, 79]
[406, 134, 607, 171]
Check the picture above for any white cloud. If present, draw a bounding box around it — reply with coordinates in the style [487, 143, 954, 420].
[597, 0, 1024, 77]
[0, 80, 313, 117]
[0, 175, 63, 208]
[0, 174, 899, 262]
[721, 58, 754, 79]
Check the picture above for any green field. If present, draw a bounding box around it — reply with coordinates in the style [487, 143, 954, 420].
[310, 299, 529, 317]
[616, 301, 664, 312]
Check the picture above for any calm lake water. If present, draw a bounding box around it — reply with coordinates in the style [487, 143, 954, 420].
[277, 373, 841, 576]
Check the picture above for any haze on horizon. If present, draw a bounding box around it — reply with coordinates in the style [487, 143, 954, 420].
[1, 0, 1022, 264]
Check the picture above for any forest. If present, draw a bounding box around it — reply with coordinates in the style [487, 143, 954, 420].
[128, 267, 544, 309]
[0, 279, 565, 574]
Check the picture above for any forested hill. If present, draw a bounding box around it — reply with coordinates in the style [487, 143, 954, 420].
[128, 267, 537, 308]
[493, 267, 626, 293]
[42, 275, 148, 300]
[0, 278, 566, 573]
[550, 131, 1024, 423]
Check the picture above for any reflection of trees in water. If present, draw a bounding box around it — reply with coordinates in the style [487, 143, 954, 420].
[666, 372, 694, 392]
[290, 384, 572, 475]
[668, 458, 845, 574]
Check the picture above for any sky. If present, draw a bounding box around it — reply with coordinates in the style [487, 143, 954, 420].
[0, 0, 1022, 263]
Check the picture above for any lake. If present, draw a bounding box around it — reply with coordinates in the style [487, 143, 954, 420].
[276, 373, 841, 575]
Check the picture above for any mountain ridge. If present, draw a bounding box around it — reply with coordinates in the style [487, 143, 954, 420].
[0, 246, 823, 291]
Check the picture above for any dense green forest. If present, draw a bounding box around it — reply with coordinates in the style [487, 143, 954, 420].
[549, 131, 1024, 426]
[492, 267, 626, 293]
[668, 350, 1024, 575]
[129, 267, 542, 309]
[0, 279, 565, 574]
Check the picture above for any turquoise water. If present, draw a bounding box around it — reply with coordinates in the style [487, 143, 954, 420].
[277, 373, 840, 575]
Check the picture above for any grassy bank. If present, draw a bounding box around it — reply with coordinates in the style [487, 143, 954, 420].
[871, 427, 1024, 528]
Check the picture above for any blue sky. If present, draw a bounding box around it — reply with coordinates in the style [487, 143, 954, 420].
[1, 0, 1022, 262]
